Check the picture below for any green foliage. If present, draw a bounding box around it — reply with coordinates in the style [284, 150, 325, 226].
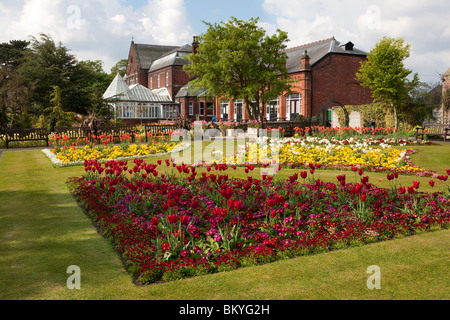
[294, 114, 308, 123]
[184, 17, 292, 121]
[0, 66, 33, 131]
[110, 59, 128, 77]
[43, 85, 76, 130]
[0, 40, 30, 68]
[356, 36, 419, 129]
[16, 33, 113, 121]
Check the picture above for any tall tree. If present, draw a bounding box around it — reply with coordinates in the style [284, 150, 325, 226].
[0, 40, 30, 68]
[0, 67, 32, 131]
[19, 33, 78, 114]
[356, 36, 419, 129]
[110, 59, 128, 77]
[184, 17, 292, 121]
[44, 85, 75, 131]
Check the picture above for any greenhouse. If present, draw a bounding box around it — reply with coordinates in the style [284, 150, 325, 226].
[103, 73, 181, 120]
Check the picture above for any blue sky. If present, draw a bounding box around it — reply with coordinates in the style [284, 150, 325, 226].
[0, 0, 449, 84]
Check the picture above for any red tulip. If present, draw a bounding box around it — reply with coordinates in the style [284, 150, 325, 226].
[429, 180, 435, 187]
[360, 192, 367, 202]
[167, 214, 178, 224]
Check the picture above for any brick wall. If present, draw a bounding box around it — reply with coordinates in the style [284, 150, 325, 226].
[311, 54, 373, 116]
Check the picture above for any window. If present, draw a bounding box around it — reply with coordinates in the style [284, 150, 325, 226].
[157, 74, 160, 88]
[266, 98, 279, 120]
[189, 102, 194, 115]
[286, 93, 302, 121]
[165, 72, 169, 87]
[199, 102, 204, 116]
[220, 100, 229, 120]
[150, 77, 153, 89]
[234, 100, 243, 120]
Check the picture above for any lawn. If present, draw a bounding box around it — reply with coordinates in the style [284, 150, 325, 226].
[0, 140, 449, 300]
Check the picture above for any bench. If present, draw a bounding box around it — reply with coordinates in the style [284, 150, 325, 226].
[415, 124, 450, 142]
[5, 128, 49, 149]
[145, 124, 178, 142]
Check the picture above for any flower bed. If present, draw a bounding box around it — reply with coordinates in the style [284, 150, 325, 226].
[42, 130, 189, 167]
[43, 142, 190, 167]
[216, 136, 436, 176]
[68, 159, 450, 284]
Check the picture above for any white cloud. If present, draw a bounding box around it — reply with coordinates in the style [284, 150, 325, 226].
[0, 0, 194, 72]
[261, 0, 450, 83]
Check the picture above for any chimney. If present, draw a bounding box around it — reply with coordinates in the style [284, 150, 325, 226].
[192, 36, 199, 54]
[300, 50, 311, 71]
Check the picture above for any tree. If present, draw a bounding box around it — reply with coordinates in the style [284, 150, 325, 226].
[110, 59, 128, 77]
[356, 36, 419, 129]
[0, 40, 30, 68]
[70, 59, 112, 115]
[401, 81, 440, 126]
[184, 17, 292, 121]
[44, 85, 75, 131]
[0, 66, 33, 131]
[19, 34, 78, 114]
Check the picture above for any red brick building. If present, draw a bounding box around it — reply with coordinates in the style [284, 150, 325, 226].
[123, 37, 373, 123]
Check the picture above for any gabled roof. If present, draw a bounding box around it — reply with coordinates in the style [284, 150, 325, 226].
[149, 44, 192, 72]
[103, 73, 172, 102]
[284, 37, 367, 73]
[133, 43, 179, 69]
[175, 83, 209, 98]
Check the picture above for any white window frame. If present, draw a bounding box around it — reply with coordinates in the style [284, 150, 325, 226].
[157, 74, 160, 88]
[266, 97, 279, 120]
[150, 77, 153, 89]
[234, 99, 244, 120]
[286, 93, 302, 121]
[165, 72, 169, 87]
[189, 102, 194, 116]
[220, 100, 229, 119]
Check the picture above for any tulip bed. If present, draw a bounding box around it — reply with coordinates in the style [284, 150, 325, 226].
[68, 157, 450, 285]
[45, 132, 188, 166]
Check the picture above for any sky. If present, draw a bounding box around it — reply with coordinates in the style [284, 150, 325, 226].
[1, 0, 449, 85]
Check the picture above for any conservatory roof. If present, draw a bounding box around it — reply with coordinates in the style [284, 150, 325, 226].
[103, 73, 173, 103]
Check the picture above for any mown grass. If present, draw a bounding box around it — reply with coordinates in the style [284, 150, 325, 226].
[0, 141, 449, 300]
